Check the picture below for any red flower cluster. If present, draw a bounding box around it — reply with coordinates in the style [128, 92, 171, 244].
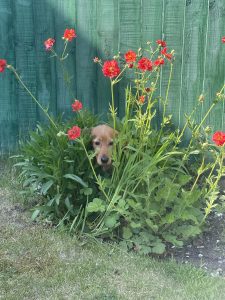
[63, 29, 77, 41]
[137, 57, 153, 72]
[102, 60, 121, 78]
[161, 48, 173, 60]
[212, 131, 225, 146]
[156, 40, 167, 47]
[72, 100, 83, 111]
[154, 57, 165, 67]
[0, 59, 7, 72]
[222, 36, 225, 43]
[67, 126, 81, 140]
[44, 38, 55, 51]
[124, 50, 137, 63]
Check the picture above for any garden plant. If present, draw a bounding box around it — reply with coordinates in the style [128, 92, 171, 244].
[1, 29, 225, 254]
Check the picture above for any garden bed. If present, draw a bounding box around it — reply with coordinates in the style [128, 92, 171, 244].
[1, 161, 225, 277]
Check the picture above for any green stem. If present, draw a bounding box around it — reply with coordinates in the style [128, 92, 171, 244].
[8, 65, 58, 129]
[80, 139, 110, 203]
[155, 62, 173, 148]
[191, 157, 205, 192]
[110, 80, 116, 131]
[61, 40, 68, 60]
[195, 85, 225, 133]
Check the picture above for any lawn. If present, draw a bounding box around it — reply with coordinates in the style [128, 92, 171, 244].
[1, 160, 225, 300]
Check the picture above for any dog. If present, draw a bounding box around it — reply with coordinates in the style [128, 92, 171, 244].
[91, 124, 117, 170]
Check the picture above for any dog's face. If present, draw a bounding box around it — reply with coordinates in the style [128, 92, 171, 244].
[91, 125, 117, 169]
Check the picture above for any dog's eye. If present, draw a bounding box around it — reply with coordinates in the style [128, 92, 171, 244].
[94, 141, 100, 146]
[109, 141, 113, 146]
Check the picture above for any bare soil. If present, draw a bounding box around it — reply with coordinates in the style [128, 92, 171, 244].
[169, 213, 225, 277]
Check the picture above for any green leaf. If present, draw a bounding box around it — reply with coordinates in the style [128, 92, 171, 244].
[145, 219, 158, 232]
[86, 198, 106, 213]
[55, 194, 61, 205]
[65, 197, 73, 210]
[130, 222, 141, 229]
[123, 227, 133, 240]
[104, 214, 118, 228]
[176, 225, 201, 239]
[64, 174, 88, 187]
[162, 234, 183, 247]
[81, 187, 93, 196]
[40, 180, 54, 195]
[139, 245, 152, 255]
[31, 209, 40, 221]
[189, 150, 200, 155]
[152, 243, 166, 254]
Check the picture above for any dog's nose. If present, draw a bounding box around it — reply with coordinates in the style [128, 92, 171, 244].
[101, 155, 109, 164]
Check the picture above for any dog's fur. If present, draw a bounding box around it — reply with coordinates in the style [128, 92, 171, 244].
[91, 124, 117, 169]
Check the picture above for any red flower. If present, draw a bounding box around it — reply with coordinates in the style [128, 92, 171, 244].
[63, 29, 77, 41]
[102, 60, 121, 78]
[128, 63, 134, 68]
[139, 95, 145, 104]
[67, 126, 81, 140]
[161, 48, 173, 60]
[137, 57, 153, 71]
[72, 100, 83, 111]
[0, 59, 7, 72]
[124, 50, 137, 63]
[222, 36, 225, 43]
[156, 40, 167, 47]
[154, 57, 165, 67]
[44, 38, 55, 51]
[212, 131, 225, 146]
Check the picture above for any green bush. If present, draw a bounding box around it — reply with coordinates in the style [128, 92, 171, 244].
[14, 111, 101, 228]
[8, 34, 225, 255]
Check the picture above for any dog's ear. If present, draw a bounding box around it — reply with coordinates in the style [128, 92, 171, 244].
[91, 126, 97, 138]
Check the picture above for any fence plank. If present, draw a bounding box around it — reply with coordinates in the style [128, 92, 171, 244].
[117, 0, 142, 116]
[160, 0, 186, 126]
[0, 1, 16, 153]
[75, 0, 97, 112]
[180, 0, 209, 129]
[32, 0, 57, 123]
[203, 0, 225, 131]
[96, 0, 119, 117]
[14, 0, 37, 141]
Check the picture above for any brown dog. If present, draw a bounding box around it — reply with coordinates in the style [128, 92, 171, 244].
[91, 124, 117, 169]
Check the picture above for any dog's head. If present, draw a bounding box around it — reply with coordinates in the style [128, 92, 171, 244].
[91, 124, 117, 169]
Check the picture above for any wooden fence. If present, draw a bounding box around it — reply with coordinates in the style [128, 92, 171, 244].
[0, 0, 225, 153]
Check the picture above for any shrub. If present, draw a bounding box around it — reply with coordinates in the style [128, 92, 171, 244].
[3, 31, 225, 254]
[14, 110, 100, 227]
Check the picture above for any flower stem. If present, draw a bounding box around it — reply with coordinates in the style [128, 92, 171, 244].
[7, 65, 58, 129]
[80, 139, 110, 203]
[61, 40, 68, 60]
[110, 80, 116, 131]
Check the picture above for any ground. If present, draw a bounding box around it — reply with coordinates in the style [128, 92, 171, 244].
[170, 212, 225, 277]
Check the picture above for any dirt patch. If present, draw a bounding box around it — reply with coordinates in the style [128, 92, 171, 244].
[0, 188, 32, 230]
[168, 212, 225, 277]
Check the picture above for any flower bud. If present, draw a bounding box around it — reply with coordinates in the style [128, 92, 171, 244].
[198, 94, 204, 103]
[57, 131, 66, 137]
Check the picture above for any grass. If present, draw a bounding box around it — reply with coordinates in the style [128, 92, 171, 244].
[1, 159, 225, 300]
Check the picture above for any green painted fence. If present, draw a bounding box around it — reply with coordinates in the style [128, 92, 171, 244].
[1, 0, 225, 153]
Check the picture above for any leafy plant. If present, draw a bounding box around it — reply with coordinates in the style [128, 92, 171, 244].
[14, 111, 100, 227]
[3, 31, 225, 255]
